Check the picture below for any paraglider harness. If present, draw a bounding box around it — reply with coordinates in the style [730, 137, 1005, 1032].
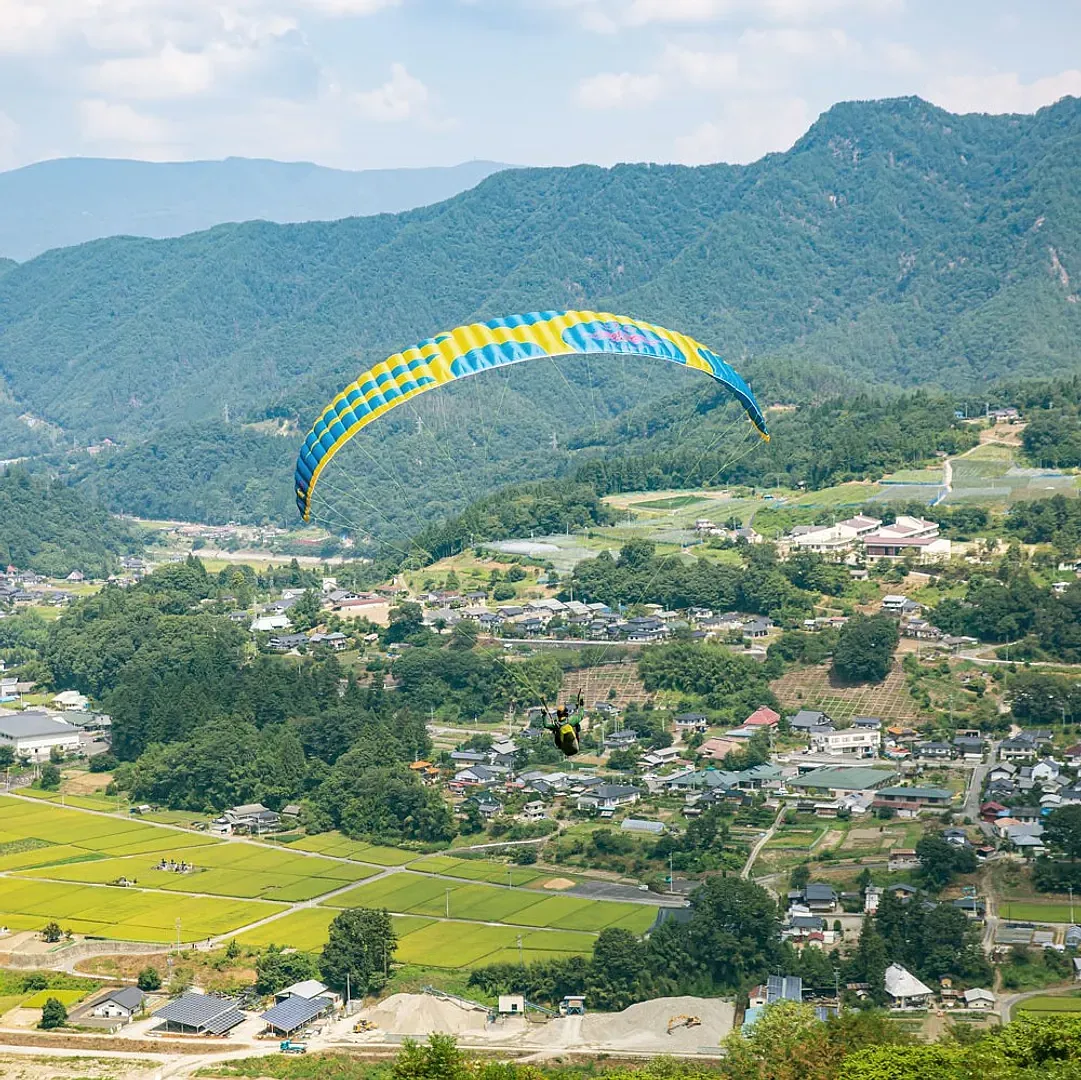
[543, 691, 586, 758]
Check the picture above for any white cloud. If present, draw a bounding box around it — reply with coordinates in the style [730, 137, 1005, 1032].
[353, 63, 431, 122]
[926, 69, 1081, 115]
[298, 0, 400, 13]
[90, 44, 222, 99]
[77, 98, 171, 147]
[576, 71, 663, 109]
[614, 0, 898, 27]
[662, 44, 739, 90]
[738, 26, 857, 58]
[674, 95, 811, 164]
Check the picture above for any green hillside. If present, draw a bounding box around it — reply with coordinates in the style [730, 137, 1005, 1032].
[1, 95, 1079, 530]
[0, 469, 141, 577]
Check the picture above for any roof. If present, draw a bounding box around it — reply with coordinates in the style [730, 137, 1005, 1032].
[591, 784, 641, 799]
[0, 711, 78, 740]
[261, 994, 334, 1034]
[99, 987, 145, 1011]
[877, 786, 953, 800]
[805, 883, 836, 901]
[884, 964, 933, 1000]
[963, 988, 995, 1004]
[280, 979, 328, 1000]
[794, 766, 897, 791]
[790, 710, 830, 728]
[767, 975, 803, 1003]
[153, 992, 245, 1033]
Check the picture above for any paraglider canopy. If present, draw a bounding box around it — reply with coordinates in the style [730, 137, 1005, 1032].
[295, 309, 768, 522]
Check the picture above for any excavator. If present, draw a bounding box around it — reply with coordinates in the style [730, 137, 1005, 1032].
[667, 1015, 701, 1034]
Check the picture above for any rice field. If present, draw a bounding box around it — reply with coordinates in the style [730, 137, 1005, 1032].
[21, 988, 88, 1008]
[0, 877, 283, 942]
[1018, 995, 1081, 1015]
[17, 840, 376, 902]
[408, 855, 542, 888]
[0, 795, 221, 872]
[286, 831, 416, 866]
[324, 873, 656, 934]
[995, 901, 1080, 924]
[231, 904, 598, 968]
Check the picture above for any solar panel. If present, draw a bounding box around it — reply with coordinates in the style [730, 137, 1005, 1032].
[261, 995, 333, 1034]
[153, 992, 244, 1032]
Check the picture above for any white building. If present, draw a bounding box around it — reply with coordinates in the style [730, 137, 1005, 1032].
[91, 987, 145, 1020]
[791, 515, 882, 555]
[963, 988, 995, 1011]
[52, 690, 89, 712]
[884, 964, 933, 1009]
[810, 728, 879, 758]
[0, 711, 81, 761]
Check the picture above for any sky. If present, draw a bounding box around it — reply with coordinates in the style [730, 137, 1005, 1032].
[1, 0, 1080, 172]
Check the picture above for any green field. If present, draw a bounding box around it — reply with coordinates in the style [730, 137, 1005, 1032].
[0, 877, 283, 942]
[632, 495, 708, 510]
[233, 905, 598, 968]
[286, 831, 416, 866]
[21, 988, 88, 1008]
[408, 855, 542, 888]
[996, 902, 1080, 923]
[1018, 994, 1081, 1014]
[324, 873, 656, 934]
[18, 839, 376, 902]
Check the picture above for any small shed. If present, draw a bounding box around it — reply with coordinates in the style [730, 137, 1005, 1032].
[498, 995, 525, 1015]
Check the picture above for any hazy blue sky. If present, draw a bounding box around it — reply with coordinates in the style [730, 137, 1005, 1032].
[1, 0, 1079, 170]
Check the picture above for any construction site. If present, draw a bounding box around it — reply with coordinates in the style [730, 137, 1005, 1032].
[350, 989, 735, 1056]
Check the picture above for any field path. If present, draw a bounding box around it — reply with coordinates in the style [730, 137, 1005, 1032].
[741, 805, 786, 880]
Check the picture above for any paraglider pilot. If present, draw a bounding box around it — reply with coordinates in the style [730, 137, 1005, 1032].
[544, 691, 587, 757]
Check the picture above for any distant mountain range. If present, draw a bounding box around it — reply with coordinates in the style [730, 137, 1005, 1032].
[1, 95, 1079, 531]
[0, 157, 508, 260]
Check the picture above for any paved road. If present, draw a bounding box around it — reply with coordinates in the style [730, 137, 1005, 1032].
[962, 739, 998, 823]
[1000, 981, 1081, 1024]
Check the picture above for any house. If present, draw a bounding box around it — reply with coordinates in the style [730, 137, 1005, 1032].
[873, 786, 954, 813]
[943, 828, 970, 848]
[470, 795, 503, 819]
[810, 728, 879, 758]
[261, 994, 335, 1037]
[604, 729, 639, 750]
[788, 767, 897, 800]
[1000, 734, 1040, 761]
[641, 746, 681, 768]
[884, 964, 933, 1009]
[674, 713, 708, 733]
[152, 992, 246, 1035]
[577, 784, 641, 813]
[742, 618, 772, 638]
[744, 706, 780, 729]
[698, 737, 742, 762]
[989, 762, 1018, 783]
[250, 614, 291, 633]
[453, 765, 505, 788]
[915, 741, 953, 760]
[1031, 759, 1062, 784]
[52, 689, 89, 712]
[620, 818, 664, 836]
[864, 886, 882, 914]
[520, 800, 547, 823]
[224, 803, 280, 833]
[952, 897, 986, 919]
[66, 570, 85, 582]
[309, 632, 348, 651]
[789, 710, 833, 732]
[953, 736, 985, 761]
[963, 988, 996, 1011]
[852, 716, 882, 731]
[450, 751, 487, 765]
[268, 633, 309, 652]
[802, 883, 837, 912]
[887, 849, 921, 872]
[91, 987, 145, 1020]
[488, 740, 519, 768]
[0, 711, 81, 761]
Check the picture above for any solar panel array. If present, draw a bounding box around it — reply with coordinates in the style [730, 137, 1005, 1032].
[153, 991, 245, 1033]
[260, 994, 333, 1034]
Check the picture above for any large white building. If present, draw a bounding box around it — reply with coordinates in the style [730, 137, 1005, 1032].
[0, 711, 81, 761]
[809, 728, 880, 758]
[790, 515, 882, 555]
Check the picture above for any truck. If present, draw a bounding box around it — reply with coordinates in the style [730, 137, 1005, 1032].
[279, 1041, 308, 1054]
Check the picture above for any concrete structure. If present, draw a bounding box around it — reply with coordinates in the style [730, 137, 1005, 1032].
[0, 711, 81, 761]
[788, 767, 897, 800]
[873, 786, 954, 812]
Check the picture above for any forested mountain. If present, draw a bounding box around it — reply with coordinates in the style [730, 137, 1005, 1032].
[0, 158, 507, 261]
[0, 469, 141, 576]
[1, 95, 1079, 529]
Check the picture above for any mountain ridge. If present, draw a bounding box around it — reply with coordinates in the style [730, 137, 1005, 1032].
[0, 157, 509, 260]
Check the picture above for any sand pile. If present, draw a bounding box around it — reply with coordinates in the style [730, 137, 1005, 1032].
[579, 996, 735, 1053]
[362, 993, 491, 1037]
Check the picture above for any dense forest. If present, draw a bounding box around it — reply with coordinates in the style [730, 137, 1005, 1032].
[0, 469, 141, 577]
[1, 95, 1079, 527]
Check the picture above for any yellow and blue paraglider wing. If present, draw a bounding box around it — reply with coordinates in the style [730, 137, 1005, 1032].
[294, 310, 769, 521]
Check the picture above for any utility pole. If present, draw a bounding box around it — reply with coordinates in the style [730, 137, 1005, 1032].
[445, 888, 451, 918]
[517, 934, 523, 966]
[347, 972, 351, 1011]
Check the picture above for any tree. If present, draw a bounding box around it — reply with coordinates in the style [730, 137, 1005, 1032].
[831, 614, 899, 684]
[687, 877, 780, 990]
[290, 588, 323, 632]
[39, 997, 67, 1030]
[0, 745, 15, 768]
[41, 921, 62, 943]
[256, 944, 319, 995]
[49, 744, 65, 764]
[321, 907, 397, 996]
[917, 833, 977, 891]
[1044, 805, 1081, 861]
[137, 966, 162, 991]
[588, 928, 648, 1010]
[790, 863, 811, 891]
[391, 1034, 470, 1080]
[39, 763, 61, 790]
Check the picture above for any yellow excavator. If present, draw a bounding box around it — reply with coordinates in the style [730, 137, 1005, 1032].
[667, 1015, 701, 1034]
